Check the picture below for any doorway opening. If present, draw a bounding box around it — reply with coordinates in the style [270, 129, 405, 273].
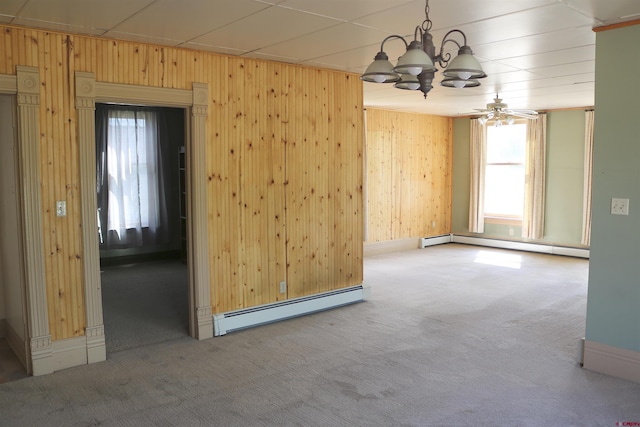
[0, 94, 29, 382]
[96, 104, 189, 353]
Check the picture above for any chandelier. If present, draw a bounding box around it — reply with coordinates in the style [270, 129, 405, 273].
[360, 0, 486, 98]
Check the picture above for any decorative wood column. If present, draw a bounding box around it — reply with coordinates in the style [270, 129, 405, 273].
[16, 66, 53, 375]
[75, 72, 106, 363]
[191, 82, 213, 340]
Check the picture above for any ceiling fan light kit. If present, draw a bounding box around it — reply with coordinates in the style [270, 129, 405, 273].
[475, 94, 538, 126]
[360, 0, 486, 99]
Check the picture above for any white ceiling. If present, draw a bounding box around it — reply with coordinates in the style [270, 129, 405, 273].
[2, 0, 639, 116]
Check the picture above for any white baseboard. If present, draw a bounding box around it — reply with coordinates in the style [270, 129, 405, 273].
[365, 235, 589, 258]
[52, 336, 88, 372]
[213, 285, 366, 336]
[364, 238, 421, 256]
[451, 235, 590, 259]
[5, 322, 28, 371]
[583, 340, 640, 384]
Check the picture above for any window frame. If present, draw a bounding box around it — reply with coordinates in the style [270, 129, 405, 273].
[483, 119, 527, 225]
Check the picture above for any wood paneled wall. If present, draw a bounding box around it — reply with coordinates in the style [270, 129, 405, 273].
[0, 25, 363, 339]
[365, 108, 452, 242]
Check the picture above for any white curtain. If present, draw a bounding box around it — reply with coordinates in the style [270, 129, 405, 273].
[581, 110, 595, 246]
[522, 113, 547, 239]
[469, 118, 486, 233]
[96, 105, 171, 248]
[107, 109, 159, 243]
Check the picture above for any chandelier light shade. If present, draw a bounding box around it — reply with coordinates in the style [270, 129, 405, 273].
[394, 41, 436, 76]
[394, 74, 421, 90]
[360, 51, 401, 83]
[442, 45, 487, 80]
[441, 77, 480, 89]
[361, 0, 486, 99]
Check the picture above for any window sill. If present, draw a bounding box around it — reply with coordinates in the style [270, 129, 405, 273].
[484, 216, 522, 226]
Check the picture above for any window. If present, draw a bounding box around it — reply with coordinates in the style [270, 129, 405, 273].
[484, 122, 527, 222]
[96, 104, 172, 248]
[106, 112, 154, 231]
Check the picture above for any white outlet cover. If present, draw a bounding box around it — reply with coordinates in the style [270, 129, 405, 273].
[611, 198, 629, 216]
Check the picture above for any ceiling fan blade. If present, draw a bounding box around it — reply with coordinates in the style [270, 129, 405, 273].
[507, 110, 538, 119]
[511, 109, 538, 115]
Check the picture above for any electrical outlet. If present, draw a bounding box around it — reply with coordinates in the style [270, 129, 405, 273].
[56, 200, 66, 217]
[611, 198, 629, 216]
[279, 281, 286, 294]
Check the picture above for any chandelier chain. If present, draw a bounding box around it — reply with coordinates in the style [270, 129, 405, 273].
[422, 0, 432, 32]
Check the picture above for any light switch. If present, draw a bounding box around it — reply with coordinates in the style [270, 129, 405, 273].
[56, 200, 66, 217]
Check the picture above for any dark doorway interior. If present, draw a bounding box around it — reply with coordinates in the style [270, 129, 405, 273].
[96, 105, 189, 354]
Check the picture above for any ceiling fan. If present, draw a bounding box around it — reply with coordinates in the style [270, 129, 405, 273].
[475, 94, 538, 126]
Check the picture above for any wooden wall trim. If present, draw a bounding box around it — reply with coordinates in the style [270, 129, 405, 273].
[593, 19, 640, 33]
[77, 76, 214, 347]
[16, 65, 53, 375]
[190, 82, 213, 340]
[0, 74, 17, 94]
[74, 72, 106, 364]
[95, 82, 192, 107]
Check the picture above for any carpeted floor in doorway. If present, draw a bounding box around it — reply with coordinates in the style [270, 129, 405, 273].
[100, 259, 189, 353]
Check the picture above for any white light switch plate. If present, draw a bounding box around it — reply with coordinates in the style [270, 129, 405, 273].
[56, 200, 66, 217]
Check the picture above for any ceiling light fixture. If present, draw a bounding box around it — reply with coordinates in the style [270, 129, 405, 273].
[360, 0, 486, 99]
[475, 94, 538, 127]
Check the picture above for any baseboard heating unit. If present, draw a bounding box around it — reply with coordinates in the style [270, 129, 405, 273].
[420, 234, 453, 248]
[213, 285, 368, 336]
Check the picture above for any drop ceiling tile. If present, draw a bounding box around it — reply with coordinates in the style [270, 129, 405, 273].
[180, 42, 248, 57]
[496, 46, 595, 70]
[278, 0, 414, 21]
[447, 4, 596, 46]
[257, 22, 395, 62]
[0, 0, 27, 16]
[111, 0, 271, 42]
[477, 61, 521, 75]
[14, 0, 154, 31]
[190, 6, 341, 52]
[567, 0, 640, 25]
[354, 0, 558, 34]
[11, 17, 107, 36]
[241, 50, 301, 64]
[102, 31, 184, 47]
[471, 27, 596, 61]
[553, 72, 595, 85]
[482, 70, 545, 86]
[306, 43, 408, 74]
[529, 60, 595, 78]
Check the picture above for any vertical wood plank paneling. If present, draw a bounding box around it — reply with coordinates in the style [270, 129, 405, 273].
[2, 24, 365, 334]
[284, 66, 305, 298]
[286, 69, 363, 299]
[332, 74, 363, 289]
[1, 28, 13, 73]
[208, 54, 227, 313]
[365, 108, 453, 242]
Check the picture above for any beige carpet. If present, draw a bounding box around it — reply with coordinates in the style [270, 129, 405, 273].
[1, 244, 640, 426]
[100, 259, 189, 353]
